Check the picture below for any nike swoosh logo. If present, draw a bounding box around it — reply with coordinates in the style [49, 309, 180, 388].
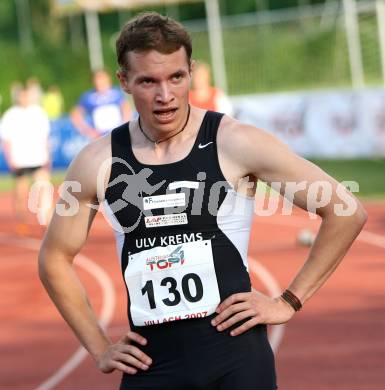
[198, 142, 213, 149]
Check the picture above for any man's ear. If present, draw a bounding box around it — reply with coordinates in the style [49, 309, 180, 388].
[116, 69, 131, 94]
[190, 59, 196, 76]
[189, 60, 196, 89]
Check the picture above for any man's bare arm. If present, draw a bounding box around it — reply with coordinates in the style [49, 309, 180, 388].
[38, 140, 152, 373]
[234, 124, 367, 301]
[212, 121, 367, 334]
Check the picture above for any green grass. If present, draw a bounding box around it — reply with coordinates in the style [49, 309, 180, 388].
[0, 175, 14, 192]
[310, 159, 385, 199]
[254, 159, 385, 200]
[1, 160, 384, 199]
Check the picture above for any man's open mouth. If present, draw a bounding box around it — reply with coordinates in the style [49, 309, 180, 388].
[153, 108, 178, 122]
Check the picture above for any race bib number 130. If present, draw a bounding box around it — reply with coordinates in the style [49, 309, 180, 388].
[124, 240, 220, 326]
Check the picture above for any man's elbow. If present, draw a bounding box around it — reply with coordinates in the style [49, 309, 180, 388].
[38, 243, 50, 285]
[38, 242, 60, 286]
[322, 199, 368, 231]
[354, 203, 368, 229]
[341, 200, 368, 234]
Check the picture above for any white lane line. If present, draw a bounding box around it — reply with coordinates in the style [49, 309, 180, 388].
[358, 230, 385, 249]
[0, 233, 116, 390]
[248, 257, 285, 354]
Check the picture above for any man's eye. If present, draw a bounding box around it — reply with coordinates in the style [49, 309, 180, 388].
[172, 74, 182, 81]
[142, 79, 153, 85]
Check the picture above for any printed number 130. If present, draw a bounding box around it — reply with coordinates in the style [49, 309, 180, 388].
[141, 273, 203, 309]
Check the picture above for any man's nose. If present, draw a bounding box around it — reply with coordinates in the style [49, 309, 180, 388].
[156, 82, 173, 103]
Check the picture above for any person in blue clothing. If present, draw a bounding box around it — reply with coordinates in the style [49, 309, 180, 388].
[71, 69, 133, 138]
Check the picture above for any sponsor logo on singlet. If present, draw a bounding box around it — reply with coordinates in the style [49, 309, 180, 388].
[144, 213, 188, 228]
[143, 193, 185, 210]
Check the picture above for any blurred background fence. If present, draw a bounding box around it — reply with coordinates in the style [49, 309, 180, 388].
[0, 1, 384, 108]
[188, 1, 384, 93]
[190, 2, 352, 93]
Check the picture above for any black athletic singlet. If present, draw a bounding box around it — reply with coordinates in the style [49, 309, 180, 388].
[104, 111, 277, 389]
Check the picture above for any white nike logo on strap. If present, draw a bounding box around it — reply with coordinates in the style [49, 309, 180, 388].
[198, 142, 213, 149]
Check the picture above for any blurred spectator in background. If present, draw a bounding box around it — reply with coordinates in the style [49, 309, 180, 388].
[42, 85, 64, 120]
[189, 62, 233, 116]
[71, 69, 132, 138]
[26, 77, 43, 106]
[0, 86, 52, 234]
[10, 81, 23, 104]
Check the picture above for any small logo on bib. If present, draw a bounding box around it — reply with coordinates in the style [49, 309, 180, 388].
[146, 245, 185, 271]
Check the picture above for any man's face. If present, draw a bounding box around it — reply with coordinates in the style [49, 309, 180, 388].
[118, 47, 192, 133]
[18, 90, 30, 107]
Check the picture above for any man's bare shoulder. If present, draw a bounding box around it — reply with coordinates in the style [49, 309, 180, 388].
[65, 135, 112, 199]
[69, 135, 110, 171]
[217, 115, 293, 178]
[218, 115, 278, 154]
[218, 115, 279, 148]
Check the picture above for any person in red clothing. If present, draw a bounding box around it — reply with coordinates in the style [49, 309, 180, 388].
[189, 62, 233, 115]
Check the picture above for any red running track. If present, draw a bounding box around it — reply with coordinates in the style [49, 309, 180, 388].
[0, 192, 384, 390]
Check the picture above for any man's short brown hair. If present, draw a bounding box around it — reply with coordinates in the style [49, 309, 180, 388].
[116, 12, 192, 71]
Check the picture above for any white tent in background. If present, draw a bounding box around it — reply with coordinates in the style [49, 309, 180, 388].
[53, 0, 228, 93]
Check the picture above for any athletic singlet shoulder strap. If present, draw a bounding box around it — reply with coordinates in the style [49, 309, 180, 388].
[187, 111, 226, 181]
[195, 110, 225, 147]
[110, 122, 129, 155]
[109, 111, 225, 173]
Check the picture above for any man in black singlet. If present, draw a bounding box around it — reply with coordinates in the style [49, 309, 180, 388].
[39, 12, 367, 390]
